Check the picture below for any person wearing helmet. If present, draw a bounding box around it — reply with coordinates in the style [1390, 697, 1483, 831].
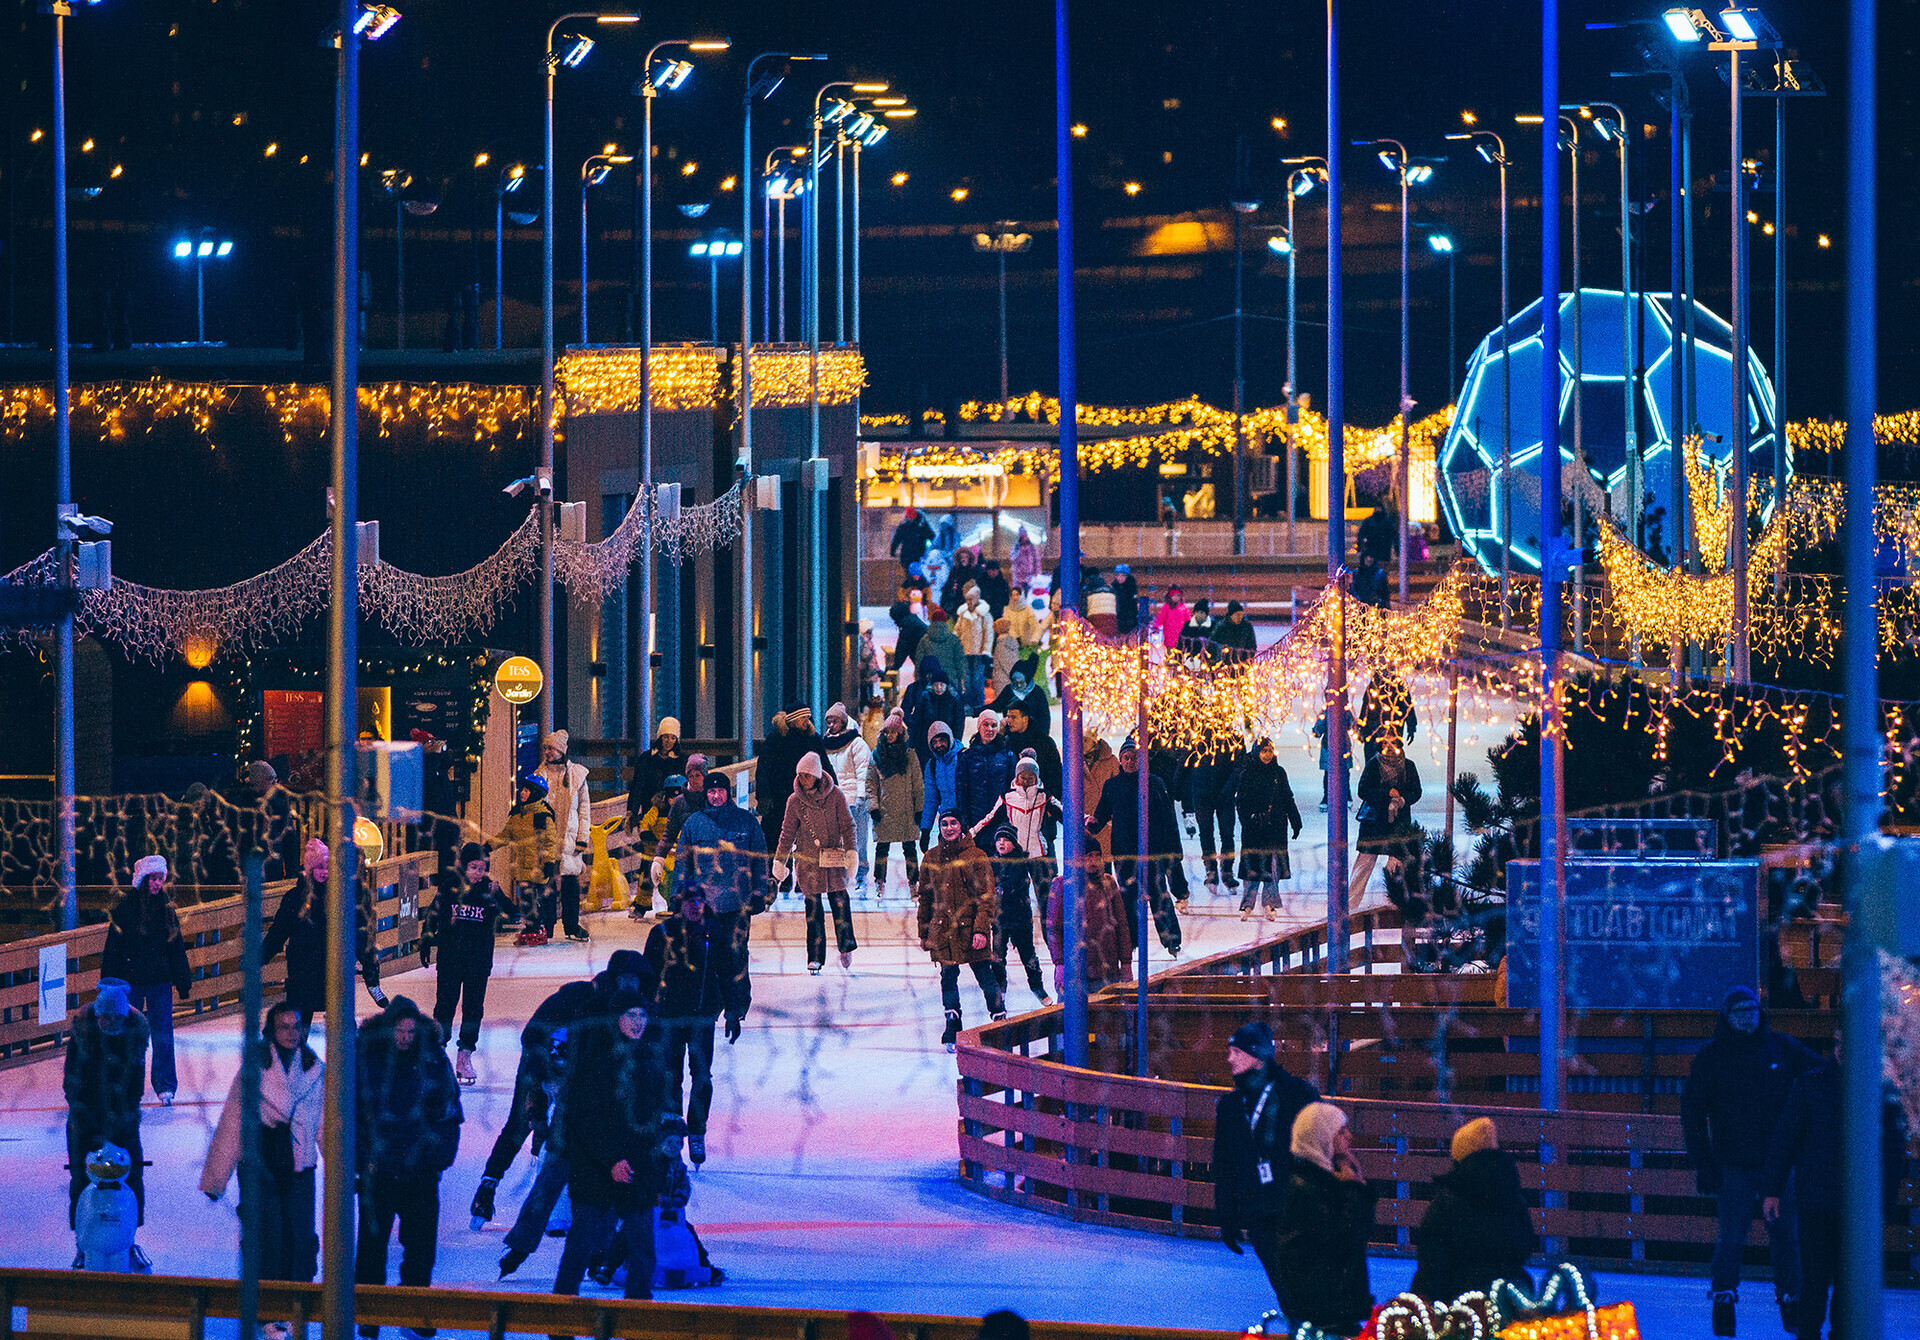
[487, 774, 560, 947]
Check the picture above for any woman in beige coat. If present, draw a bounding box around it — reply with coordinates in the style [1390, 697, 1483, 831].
[776, 752, 858, 974]
[1081, 732, 1122, 870]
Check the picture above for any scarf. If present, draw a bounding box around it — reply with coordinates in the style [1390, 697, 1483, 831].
[822, 728, 861, 752]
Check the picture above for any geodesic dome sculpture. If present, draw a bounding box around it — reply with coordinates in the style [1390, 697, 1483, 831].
[1438, 289, 1778, 575]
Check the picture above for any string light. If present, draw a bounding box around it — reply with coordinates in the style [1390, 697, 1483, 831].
[558, 345, 723, 414]
[744, 347, 868, 408]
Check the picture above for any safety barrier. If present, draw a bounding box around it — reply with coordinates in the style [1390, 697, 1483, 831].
[953, 908, 1917, 1276]
[0, 1269, 1239, 1340]
[0, 849, 435, 1065]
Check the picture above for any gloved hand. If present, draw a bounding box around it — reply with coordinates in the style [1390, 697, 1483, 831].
[419, 942, 432, 968]
[725, 1015, 742, 1044]
[972, 933, 989, 952]
[1222, 1227, 1245, 1255]
[920, 830, 932, 848]
[368, 986, 389, 1008]
[1291, 823, 1303, 840]
[869, 808, 884, 824]
[651, 859, 665, 889]
[530, 1126, 546, 1158]
[542, 862, 557, 881]
[772, 859, 790, 884]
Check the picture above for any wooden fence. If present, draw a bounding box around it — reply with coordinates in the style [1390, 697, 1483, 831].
[0, 850, 436, 1065]
[953, 909, 1918, 1278]
[0, 1269, 1240, 1340]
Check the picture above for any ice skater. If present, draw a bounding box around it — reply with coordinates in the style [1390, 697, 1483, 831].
[1233, 739, 1303, 921]
[262, 838, 387, 1022]
[421, 842, 518, 1084]
[99, 854, 193, 1105]
[65, 979, 151, 1272]
[984, 824, 1051, 1008]
[916, 811, 1006, 1051]
[639, 882, 751, 1168]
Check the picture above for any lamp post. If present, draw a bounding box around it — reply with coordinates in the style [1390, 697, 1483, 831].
[494, 163, 530, 351]
[635, 40, 726, 749]
[543, 12, 639, 741]
[1357, 138, 1432, 603]
[1427, 232, 1456, 400]
[1280, 158, 1327, 562]
[171, 232, 234, 344]
[1576, 103, 1638, 541]
[691, 235, 743, 343]
[379, 168, 431, 350]
[973, 223, 1032, 403]
[741, 51, 829, 754]
[765, 151, 804, 340]
[1447, 129, 1510, 624]
[1229, 164, 1259, 558]
[579, 151, 632, 345]
[1324, 0, 1351, 974]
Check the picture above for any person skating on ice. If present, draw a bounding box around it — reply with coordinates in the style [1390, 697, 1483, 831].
[65, 978, 152, 1272]
[421, 842, 518, 1085]
[775, 751, 859, 974]
[916, 811, 1006, 1052]
[536, 731, 593, 943]
[984, 823, 1051, 1008]
[99, 854, 192, 1105]
[638, 881, 750, 1168]
[484, 775, 559, 945]
[262, 838, 387, 1022]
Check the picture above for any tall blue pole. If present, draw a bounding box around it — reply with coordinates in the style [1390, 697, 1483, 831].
[322, 4, 361, 1336]
[49, 4, 75, 934]
[1837, 2, 1883, 1336]
[1056, 0, 1089, 1069]
[1324, 0, 1351, 972]
[1537, 0, 1567, 1112]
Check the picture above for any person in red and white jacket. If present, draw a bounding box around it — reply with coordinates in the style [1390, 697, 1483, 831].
[970, 754, 1062, 868]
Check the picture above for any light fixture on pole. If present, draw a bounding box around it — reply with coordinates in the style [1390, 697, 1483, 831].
[690, 233, 743, 344]
[170, 230, 235, 344]
[631, 38, 726, 749]
[764, 148, 806, 341]
[540, 11, 639, 741]
[1445, 128, 1511, 626]
[740, 51, 829, 755]
[493, 163, 535, 351]
[1356, 136, 1436, 602]
[578, 151, 631, 345]
[1280, 156, 1328, 561]
[848, 102, 907, 347]
[1229, 152, 1259, 559]
[379, 168, 435, 350]
[972, 224, 1032, 403]
[1571, 101, 1639, 546]
[1427, 231, 1457, 402]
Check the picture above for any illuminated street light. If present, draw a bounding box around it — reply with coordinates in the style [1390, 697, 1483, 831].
[1446, 127, 1512, 621]
[579, 151, 633, 343]
[1663, 8, 1705, 41]
[170, 229, 233, 343]
[1267, 234, 1291, 255]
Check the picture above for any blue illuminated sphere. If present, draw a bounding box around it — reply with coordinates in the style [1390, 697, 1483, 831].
[1438, 290, 1778, 575]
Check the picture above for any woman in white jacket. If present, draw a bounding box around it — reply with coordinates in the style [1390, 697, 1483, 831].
[201, 1001, 325, 1295]
[823, 702, 875, 894]
[971, 755, 1062, 869]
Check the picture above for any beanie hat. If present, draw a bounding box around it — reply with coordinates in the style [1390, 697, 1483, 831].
[247, 760, 278, 792]
[930, 607, 950, 622]
[1225, 600, 1244, 618]
[1451, 1117, 1499, 1162]
[1228, 1020, 1275, 1063]
[543, 729, 569, 752]
[976, 708, 1001, 729]
[132, 854, 169, 887]
[303, 836, 330, 869]
[1290, 1102, 1349, 1175]
[965, 584, 982, 599]
[686, 753, 709, 774]
[884, 708, 906, 731]
[606, 949, 645, 982]
[459, 842, 486, 867]
[859, 618, 874, 634]
[991, 823, 1020, 849]
[705, 772, 733, 796]
[656, 716, 682, 739]
[826, 701, 850, 725]
[785, 704, 814, 733]
[796, 751, 825, 780]
[1014, 757, 1039, 782]
[94, 978, 132, 1020]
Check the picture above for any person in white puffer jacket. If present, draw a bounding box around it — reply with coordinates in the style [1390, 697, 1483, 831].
[970, 754, 1062, 870]
[821, 702, 874, 893]
[538, 730, 592, 942]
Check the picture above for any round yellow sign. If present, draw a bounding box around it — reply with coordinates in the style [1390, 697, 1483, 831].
[494, 655, 544, 705]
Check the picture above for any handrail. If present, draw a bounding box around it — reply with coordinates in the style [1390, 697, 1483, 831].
[0, 1268, 1241, 1340]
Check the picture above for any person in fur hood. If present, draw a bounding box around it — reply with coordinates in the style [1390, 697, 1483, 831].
[355, 997, 463, 1307]
[201, 1001, 325, 1286]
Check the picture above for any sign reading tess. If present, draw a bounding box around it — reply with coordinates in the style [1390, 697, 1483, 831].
[494, 656, 544, 705]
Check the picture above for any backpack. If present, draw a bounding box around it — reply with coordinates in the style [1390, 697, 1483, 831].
[651, 1207, 722, 1288]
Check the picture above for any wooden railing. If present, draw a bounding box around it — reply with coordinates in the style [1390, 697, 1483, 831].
[953, 906, 1918, 1277]
[0, 1269, 1240, 1340]
[0, 850, 435, 1065]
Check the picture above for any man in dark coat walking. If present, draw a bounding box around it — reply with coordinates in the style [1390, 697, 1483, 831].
[889, 508, 934, 574]
[639, 882, 751, 1168]
[1213, 1021, 1320, 1314]
[1087, 739, 1187, 951]
[1682, 986, 1818, 1334]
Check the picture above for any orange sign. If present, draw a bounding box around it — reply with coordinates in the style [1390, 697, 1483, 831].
[493, 656, 544, 705]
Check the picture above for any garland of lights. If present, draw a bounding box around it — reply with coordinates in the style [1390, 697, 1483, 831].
[557, 346, 725, 414]
[362, 509, 543, 645]
[1289, 1265, 1629, 1340]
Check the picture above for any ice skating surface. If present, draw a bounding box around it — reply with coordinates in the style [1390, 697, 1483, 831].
[5, 677, 1914, 1335]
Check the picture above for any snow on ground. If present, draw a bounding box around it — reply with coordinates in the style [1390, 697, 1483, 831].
[5, 668, 1913, 1336]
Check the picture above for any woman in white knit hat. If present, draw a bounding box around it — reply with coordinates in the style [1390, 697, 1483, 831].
[100, 855, 192, 1103]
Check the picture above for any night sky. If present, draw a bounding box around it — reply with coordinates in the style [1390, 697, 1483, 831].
[3, 1, 1914, 423]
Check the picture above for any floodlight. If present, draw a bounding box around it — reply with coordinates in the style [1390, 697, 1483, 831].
[822, 101, 854, 125]
[1267, 235, 1292, 255]
[653, 59, 693, 90]
[862, 124, 889, 147]
[215, 241, 233, 257]
[690, 241, 709, 256]
[173, 240, 192, 259]
[354, 5, 401, 41]
[1406, 164, 1434, 184]
[679, 202, 710, 218]
[1477, 143, 1496, 164]
[562, 36, 594, 67]
[1719, 8, 1760, 41]
[1662, 8, 1703, 41]
[197, 241, 214, 258]
[724, 241, 743, 256]
[1427, 234, 1454, 253]
[1376, 149, 1397, 172]
[848, 113, 876, 138]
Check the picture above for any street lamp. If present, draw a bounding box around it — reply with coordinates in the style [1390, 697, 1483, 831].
[1281, 156, 1328, 560]
[740, 51, 829, 756]
[1229, 165, 1260, 558]
[379, 168, 435, 350]
[847, 103, 908, 347]
[1427, 232, 1457, 402]
[972, 224, 1032, 402]
[578, 151, 632, 345]
[1572, 102, 1640, 542]
[170, 231, 234, 343]
[690, 233, 744, 344]
[492, 163, 536, 350]
[539, 11, 639, 740]
[764, 148, 806, 341]
[1446, 129, 1512, 625]
[1356, 137, 1436, 602]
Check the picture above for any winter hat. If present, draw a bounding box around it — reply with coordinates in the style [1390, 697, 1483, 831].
[685, 753, 709, 775]
[994, 617, 1011, 634]
[859, 618, 874, 634]
[604, 949, 645, 987]
[459, 842, 486, 867]
[975, 708, 1001, 729]
[1115, 564, 1131, 576]
[965, 584, 982, 600]
[796, 751, 825, 780]
[991, 823, 1020, 849]
[1228, 1020, 1276, 1063]
[543, 729, 570, 752]
[705, 773, 733, 799]
[826, 702, 850, 728]
[1451, 1117, 1499, 1162]
[1191, 598, 1210, 615]
[847, 1313, 900, 1340]
[1014, 757, 1039, 783]
[132, 854, 169, 888]
[930, 607, 950, 622]
[303, 836, 330, 870]
[926, 665, 950, 685]
[94, 978, 132, 1020]
[928, 721, 954, 748]
[247, 760, 278, 792]
[605, 988, 647, 1021]
[657, 717, 682, 740]
[884, 708, 906, 732]
[785, 704, 814, 734]
[1290, 1101, 1349, 1175]
[1225, 600, 1244, 618]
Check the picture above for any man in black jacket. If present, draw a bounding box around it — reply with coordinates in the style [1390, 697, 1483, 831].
[1682, 986, 1818, 1335]
[422, 843, 518, 1085]
[355, 997, 463, 1328]
[889, 508, 934, 574]
[1087, 739, 1186, 951]
[755, 706, 836, 881]
[1763, 1032, 1909, 1340]
[639, 883, 751, 1168]
[1213, 1021, 1319, 1314]
[1185, 744, 1240, 892]
[954, 711, 1015, 834]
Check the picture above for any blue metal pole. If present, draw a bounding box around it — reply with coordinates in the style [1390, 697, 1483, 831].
[1324, 0, 1351, 973]
[49, 5, 75, 934]
[1837, 4, 1884, 1337]
[1056, 0, 1089, 1069]
[1537, 0, 1567, 1113]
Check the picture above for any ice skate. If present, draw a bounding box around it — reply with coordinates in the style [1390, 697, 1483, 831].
[469, 1177, 497, 1229]
[514, 926, 548, 947]
[498, 1244, 529, 1279]
[838, 950, 853, 971]
[1712, 1291, 1737, 1337]
[128, 1243, 151, 1273]
[688, 1133, 706, 1166]
[157, 1091, 174, 1107]
[454, 1049, 477, 1086]
[808, 962, 822, 975]
[565, 928, 588, 942]
[941, 1009, 961, 1053]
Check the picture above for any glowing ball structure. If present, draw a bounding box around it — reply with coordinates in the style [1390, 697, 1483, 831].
[1438, 290, 1777, 575]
